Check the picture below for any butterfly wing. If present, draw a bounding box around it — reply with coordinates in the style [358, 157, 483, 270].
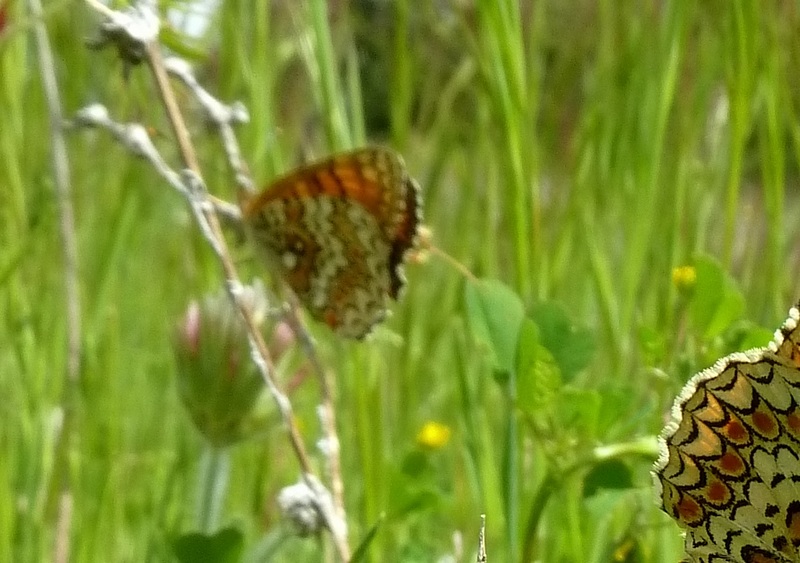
[653, 304, 800, 562]
[241, 147, 421, 338]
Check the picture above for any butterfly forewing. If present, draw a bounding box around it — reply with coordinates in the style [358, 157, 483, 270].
[654, 303, 800, 562]
[241, 147, 422, 339]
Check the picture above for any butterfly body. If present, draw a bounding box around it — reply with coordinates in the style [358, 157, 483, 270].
[241, 147, 421, 339]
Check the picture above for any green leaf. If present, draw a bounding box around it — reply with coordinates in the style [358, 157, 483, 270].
[530, 301, 596, 382]
[737, 325, 775, 351]
[583, 459, 633, 497]
[173, 527, 244, 563]
[401, 450, 431, 479]
[595, 387, 642, 439]
[689, 256, 724, 330]
[689, 255, 745, 339]
[516, 318, 561, 416]
[706, 291, 745, 340]
[554, 387, 602, 439]
[351, 514, 386, 563]
[637, 324, 667, 366]
[464, 278, 526, 375]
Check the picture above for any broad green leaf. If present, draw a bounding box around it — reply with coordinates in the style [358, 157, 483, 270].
[583, 459, 633, 497]
[401, 450, 431, 478]
[531, 301, 596, 382]
[637, 324, 667, 366]
[595, 386, 645, 439]
[173, 527, 244, 563]
[738, 325, 776, 351]
[516, 318, 561, 416]
[689, 256, 724, 331]
[689, 256, 724, 332]
[689, 255, 745, 339]
[555, 387, 602, 438]
[706, 291, 745, 340]
[465, 278, 525, 375]
[583, 489, 645, 562]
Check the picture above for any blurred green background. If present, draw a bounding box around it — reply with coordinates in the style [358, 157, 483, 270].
[3, 0, 800, 561]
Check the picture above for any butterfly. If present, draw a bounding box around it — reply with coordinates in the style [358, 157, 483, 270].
[239, 147, 422, 339]
[653, 303, 800, 562]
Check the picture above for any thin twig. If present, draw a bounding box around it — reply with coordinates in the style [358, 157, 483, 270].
[83, 0, 114, 19]
[282, 298, 347, 527]
[79, 2, 352, 557]
[142, 35, 332, 537]
[430, 244, 477, 282]
[163, 57, 254, 195]
[54, 493, 74, 563]
[478, 514, 487, 563]
[29, 0, 81, 560]
[166, 56, 350, 548]
[317, 373, 346, 534]
[71, 105, 242, 225]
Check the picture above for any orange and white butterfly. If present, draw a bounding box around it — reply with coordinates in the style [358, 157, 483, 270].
[654, 303, 800, 562]
[239, 147, 422, 339]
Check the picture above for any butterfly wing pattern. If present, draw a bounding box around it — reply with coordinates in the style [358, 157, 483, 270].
[653, 303, 800, 562]
[240, 147, 422, 339]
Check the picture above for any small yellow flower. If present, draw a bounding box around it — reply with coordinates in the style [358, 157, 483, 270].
[672, 265, 697, 294]
[416, 421, 451, 450]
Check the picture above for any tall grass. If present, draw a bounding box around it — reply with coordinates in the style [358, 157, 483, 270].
[3, 0, 800, 561]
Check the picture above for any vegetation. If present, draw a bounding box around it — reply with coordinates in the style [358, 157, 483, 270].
[3, 0, 800, 561]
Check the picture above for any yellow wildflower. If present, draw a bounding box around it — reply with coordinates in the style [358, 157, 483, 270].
[416, 421, 451, 450]
[672, 265, 696, 294]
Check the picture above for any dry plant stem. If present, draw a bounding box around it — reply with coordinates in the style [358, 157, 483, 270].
[69, 105, 354, 551]
[282, 296, 346, 525]
[143, 40, 310, 460]
[163, 57, 254, 195]
[430, 244, 477, 282]
[320, 381, 346, 528]
[79, 2, 350, 557]
[29, 0, 82, 561]
[145, 44, 200, 171]
[143, 42, 353, 560]
[166, 54, 349, 543]
[477, 514, 487, 562]
[54, 493, 73, 563]
[84, 0, 113, 19]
